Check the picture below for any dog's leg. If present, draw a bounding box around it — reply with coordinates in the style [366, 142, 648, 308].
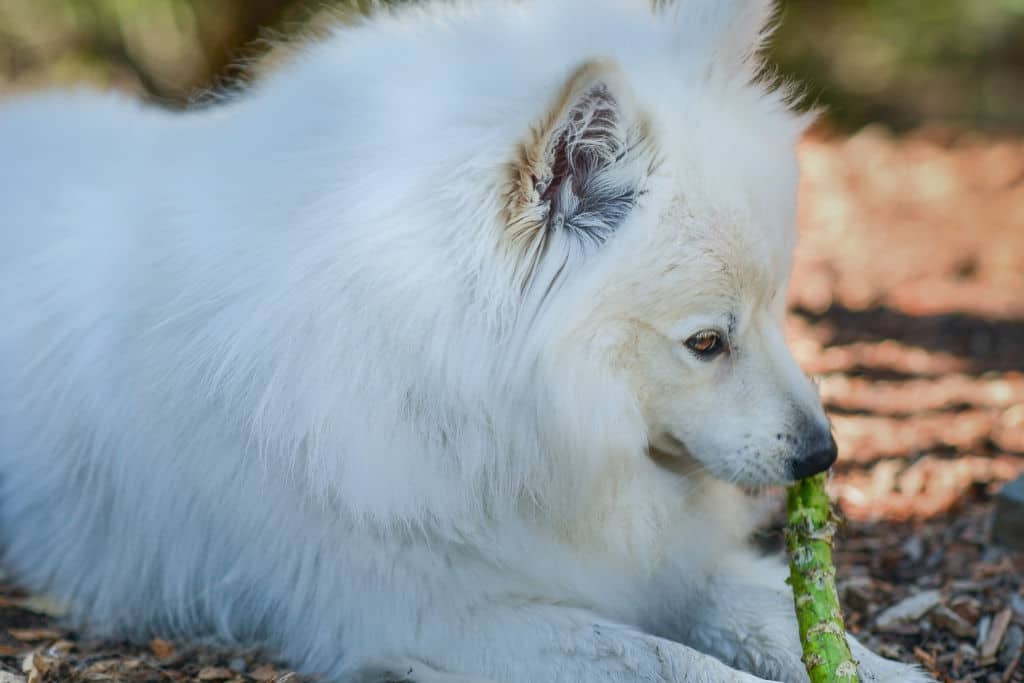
[343, 606, 781, 683]
[642, 550, 934, 683]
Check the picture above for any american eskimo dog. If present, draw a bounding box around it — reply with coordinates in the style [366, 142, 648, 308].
[0, 1, 932, 681]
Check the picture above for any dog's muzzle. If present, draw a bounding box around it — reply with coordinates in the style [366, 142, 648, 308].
[789, 430, 838, 480]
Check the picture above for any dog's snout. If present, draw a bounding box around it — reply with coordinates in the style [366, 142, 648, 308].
[789, 430, 838, 480]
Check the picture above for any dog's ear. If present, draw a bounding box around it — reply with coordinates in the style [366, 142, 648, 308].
[505, 60, 654, 283]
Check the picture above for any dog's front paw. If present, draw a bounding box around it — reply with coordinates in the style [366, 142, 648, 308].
[850, 639, 936, 683]
[856, 662, 934, 683]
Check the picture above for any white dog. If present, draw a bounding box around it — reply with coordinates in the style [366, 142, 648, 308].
[0, 1, 932, 681]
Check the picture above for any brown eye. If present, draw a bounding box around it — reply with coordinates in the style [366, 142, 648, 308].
[684, 330, 724, 358]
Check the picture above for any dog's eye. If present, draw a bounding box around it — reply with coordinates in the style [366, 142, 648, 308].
[684, 330, 725, 358]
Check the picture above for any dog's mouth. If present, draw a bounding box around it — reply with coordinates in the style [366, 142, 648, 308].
[647, 432, 705, 478]
[649, 444, 782, 495]
[647, 434, 785, 492]
[648, 446, 700, 476]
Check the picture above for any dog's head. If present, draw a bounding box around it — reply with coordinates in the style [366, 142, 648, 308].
[504, 0, 832, 487]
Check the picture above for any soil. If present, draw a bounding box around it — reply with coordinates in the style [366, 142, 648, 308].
[1, 125, 1022, 682]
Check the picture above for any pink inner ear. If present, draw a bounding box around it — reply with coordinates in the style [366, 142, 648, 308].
[540, 127, 571, 208]
[539, 84, 622, 221]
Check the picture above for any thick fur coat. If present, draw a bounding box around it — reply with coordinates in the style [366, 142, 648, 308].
[0, 1, 932, 681]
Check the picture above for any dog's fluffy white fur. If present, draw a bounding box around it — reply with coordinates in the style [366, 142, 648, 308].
[0, 1, 932, 681]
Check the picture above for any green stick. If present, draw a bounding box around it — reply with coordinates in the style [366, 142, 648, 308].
[786, 473, 860, 683]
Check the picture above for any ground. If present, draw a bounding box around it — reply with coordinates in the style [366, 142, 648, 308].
[1, 126, 1022, 682]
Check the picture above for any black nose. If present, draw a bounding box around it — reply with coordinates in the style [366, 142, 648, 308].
[790, 432, 838, 480]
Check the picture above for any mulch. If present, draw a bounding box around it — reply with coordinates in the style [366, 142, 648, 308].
[785, 124, 1024, 683]
[1, 125, 1023, 682]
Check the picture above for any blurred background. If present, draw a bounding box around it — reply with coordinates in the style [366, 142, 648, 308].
[1, 0, 1023, 132]
[0, 2, 1022, 681]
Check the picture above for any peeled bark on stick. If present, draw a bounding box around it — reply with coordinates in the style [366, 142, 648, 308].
[786, 472, 860, 683]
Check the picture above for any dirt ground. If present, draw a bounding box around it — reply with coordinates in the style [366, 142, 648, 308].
[1, 126, 1022, 682]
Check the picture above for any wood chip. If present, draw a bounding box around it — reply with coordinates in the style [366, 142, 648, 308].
[1000, 625, 1024, 666]
[83, 659, 131, 675]
[7, 629, 61, 642]
[198, 666, 237, 680]
[981, 607, 1014, 665]
[950, 595, 982, 623]
[21, 652, 55, 683]
[149, 637, 176, 660]
[249, 664, 280, 681]
[875, 589, 942, 628]
[839, 575, 876, 611]
[914, 645, 936, 670]
[973, 556, 1017, 580]
[1002, 649, 1022, 683]
[931, 605, 976, 638]
[977, 614, 993, 649]
[0, 596, 68, 619]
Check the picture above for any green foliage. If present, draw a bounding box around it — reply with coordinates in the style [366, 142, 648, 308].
[771, 0, 1024, 132]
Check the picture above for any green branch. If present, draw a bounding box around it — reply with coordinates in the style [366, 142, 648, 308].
[786, 473, 859, 683]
